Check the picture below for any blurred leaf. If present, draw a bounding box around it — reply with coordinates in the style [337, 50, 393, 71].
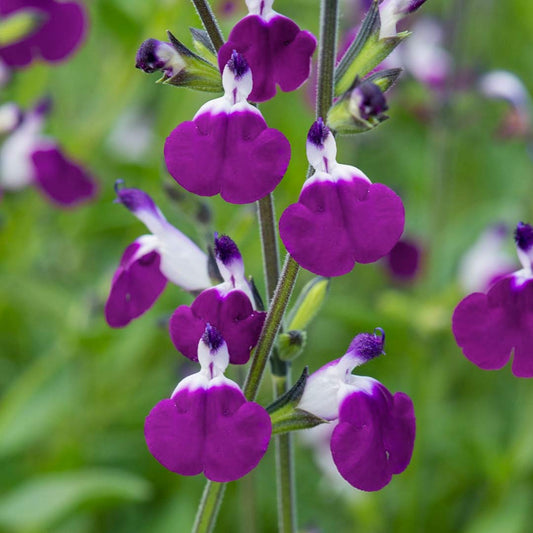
[0, 469, 152, 531]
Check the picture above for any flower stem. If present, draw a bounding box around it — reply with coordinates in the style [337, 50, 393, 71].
[316, 0, 339, 120]
[190, 0, 225, 51]
[192, 481, 226, 533]
[257, 195, 280, 302]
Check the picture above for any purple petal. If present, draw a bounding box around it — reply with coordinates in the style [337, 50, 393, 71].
[279, 176, 405, 276]
[31, 146, 97, 206]
[385, 239, 421, 281]
[145, 380, 272, 482]
[331, 383, 415, 491]
[452, 276, 533, 377]
[218, 14, 316, 102]
[105, 240, 168, 328]
[0, 1, 87, 68]
[169, 288, 266, 365]
[164, 109, 290, 204]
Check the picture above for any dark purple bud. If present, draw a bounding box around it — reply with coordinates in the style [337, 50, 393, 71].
[114, 180, 157, 214]
[202, 323, 225, 352]
[307, 118, 330, 148]
[348, 328, 385, 361]
[227, 50, 249, 79]
[515, 222, 533, 252]
[214, 233, 242, 265]
[352, 81, 388, 121]
[136, 39, 166, 72]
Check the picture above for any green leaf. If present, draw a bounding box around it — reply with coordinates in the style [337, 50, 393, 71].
[0, 470, 152, 531]
[286, 277, 330, 331]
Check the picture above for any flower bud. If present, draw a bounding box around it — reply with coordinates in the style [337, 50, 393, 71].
[135, 38, 185, 78]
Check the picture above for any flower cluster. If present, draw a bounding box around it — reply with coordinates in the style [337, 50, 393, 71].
[453, 222, 533, 378]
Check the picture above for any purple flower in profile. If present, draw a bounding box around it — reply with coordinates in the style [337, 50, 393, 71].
[379, 0, 429, 38]
[0, 98, 97, 206]
[145, 324, 272, 482]
[452, 222, 533, 378]
[298, 329, 416, 491]
[217, 0, 317, 102]
[0, 0, 87, 68]
[169, 234, 265, 365]
[279, 119, 405, 277]
[135, 38, 185, 79]
[105, 184, 211, 328]
[164, 51, 291, 204]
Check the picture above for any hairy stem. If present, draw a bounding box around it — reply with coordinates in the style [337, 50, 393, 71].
[192, 481, 226, 533]
[190, 0, 225, 51]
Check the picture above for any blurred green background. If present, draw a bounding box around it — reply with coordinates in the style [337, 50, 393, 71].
[1, 0, 533, 531]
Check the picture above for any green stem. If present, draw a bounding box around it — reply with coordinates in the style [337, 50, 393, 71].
[257, 195, 280, 302]
[192, 481, 226, 533]
[190, 0, 225, 51]
[316, 0, 339, 120]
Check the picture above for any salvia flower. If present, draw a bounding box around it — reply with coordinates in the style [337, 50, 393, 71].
[384, 238, 422, 282]
[452, 222, 533, 378]
[0, 0, 87, 68]
[145, 324, 272, 482]
[217, 0, 317, 102]
[105, 184, 211, 328]
[458, 224, 516, 293]
[298, 329, 416, 491]
[379, 0, 429, 39]
[164, 52, 291, 204]
[169, 234, 265, 365]
[0, 98, 97, 206]
[279, 119, 405, 277]
[135, 38, 185, 78]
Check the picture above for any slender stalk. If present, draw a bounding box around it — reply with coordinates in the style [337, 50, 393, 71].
[257, 195, 280, 302]
[192, 481, 226, 533]
[316, 0, 339, 120]
[190, 0, 225, 51]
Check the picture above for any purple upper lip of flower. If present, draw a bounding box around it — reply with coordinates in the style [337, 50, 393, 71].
[135, 39, 167, 72]
[307, 118, 330, 147]
[214, 233, 242, 265]
[202, 323, 225, 352]
[227, 50, 249, 79]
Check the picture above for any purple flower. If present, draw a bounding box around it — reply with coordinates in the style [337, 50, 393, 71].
[217, 0, 317, 102]
[0, 98, 97, 206]
[169, 234, 265, 365]
[164, 51, 291, 204]
[135, 38, 185, 79]
[105, 184, 211, 328]
[145, 324, 272, 482]
[0, 0, 87, 68]
[279, 119, 405, 277]
[452, 222, 533, 378]
[384, 238, 422, 282]
[298, 329, 416, 491]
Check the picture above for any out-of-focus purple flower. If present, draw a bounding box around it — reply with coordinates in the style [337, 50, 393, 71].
[164, 52, 291, 204]
[135, 38, 185, 79]
[0, 98, 97, 206]
[105, 185, 211, 328]
[279, 119, 404, 277]
[478, 70, 531, 138]
[399, 18, 452, 90]
[458, 224, 516, 293]
[384, 238, 422, 282]
[0, 0, 87, 68]
[145, 324, 272, 482]
[452, 222, 533, 378]
[298, 329, 416, 491]
[169, 234, 265, 365]
[217, 0, 317, 102]
[379, 0, 429, 38]
[0, 60, 11, 87]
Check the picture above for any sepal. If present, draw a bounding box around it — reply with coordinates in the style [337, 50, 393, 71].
[335, 0, 408, 96]
[267, 368, 329, 434]
[163, 32, 222, 92]
[277, 330, 307, 362]
[189, 27, 217, 63]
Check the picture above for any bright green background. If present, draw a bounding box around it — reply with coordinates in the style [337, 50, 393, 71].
[1, 0, 532, 531]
